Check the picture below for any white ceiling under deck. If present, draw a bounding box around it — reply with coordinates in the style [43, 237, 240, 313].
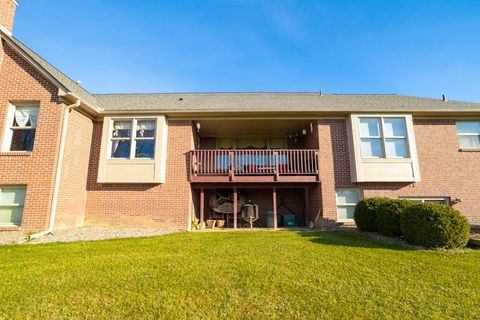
[196, 119, 313, 137]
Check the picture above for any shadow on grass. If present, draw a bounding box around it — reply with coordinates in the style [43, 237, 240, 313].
[296, 230, 416, 251]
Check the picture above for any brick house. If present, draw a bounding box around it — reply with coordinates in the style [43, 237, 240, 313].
[1, 0, 480, 233]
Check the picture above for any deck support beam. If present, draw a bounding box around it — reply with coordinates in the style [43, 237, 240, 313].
[273, 187, 277, 229]
[304, 187, 309, 227]
[233, 187, 238, 229]
[200, 187, 205, 225]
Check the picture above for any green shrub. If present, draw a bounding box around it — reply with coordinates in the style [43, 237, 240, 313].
[400, 202, 470, 248]
[376, 199, 413, 237]
[354, 197, 390, 232]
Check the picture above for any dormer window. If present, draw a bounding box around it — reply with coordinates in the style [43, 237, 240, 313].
[2, 104, 39, 152]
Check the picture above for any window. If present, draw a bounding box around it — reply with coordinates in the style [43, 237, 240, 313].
[403, 197, 450, 205]
[0, 187, 26, 226]
[2, 104, 39, 152]
[110, 119, 156, 159]
[456, 121, 480, 149]
[359, 117, 409, 158]
[98, 116, 167, 183]
[336, 189, 362, 221]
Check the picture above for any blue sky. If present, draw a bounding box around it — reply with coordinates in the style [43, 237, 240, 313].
[12, 0, 480, 102]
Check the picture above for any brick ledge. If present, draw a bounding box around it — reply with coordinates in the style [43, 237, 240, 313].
[0, 225, 20, 231]
[0, 151, 32, 157]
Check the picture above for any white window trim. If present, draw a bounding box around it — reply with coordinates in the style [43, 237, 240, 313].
[98, 115, 168, 184]
[359, 116, 410, 159]
[456, 121, 480, 150]
[402, 197, 450, 205]
[0, 186, 26, 227]
[347, 114, 421, 182]
[1, 103, 38, 152]
[1, 104, 15, 152]
[336, 188, 362, 222]
[108, 118, 157, 160]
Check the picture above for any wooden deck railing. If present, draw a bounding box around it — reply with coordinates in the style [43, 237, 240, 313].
[189, 149, 320, 182]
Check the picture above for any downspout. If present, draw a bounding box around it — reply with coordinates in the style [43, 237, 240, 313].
[28, 99, 81, 239]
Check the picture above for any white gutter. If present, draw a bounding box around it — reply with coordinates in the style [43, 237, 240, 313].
[65, 92, 102, 115]
[28, 99, 82, 239]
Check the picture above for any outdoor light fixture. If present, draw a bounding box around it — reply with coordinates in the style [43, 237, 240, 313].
[452, 197, 463, 204]
[195, 122, 201, 133]
[302, 128, 307, 135]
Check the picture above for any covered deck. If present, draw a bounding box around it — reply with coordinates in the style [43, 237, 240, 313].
[193, 184, 314, 230]
[190, 119, 320, 229]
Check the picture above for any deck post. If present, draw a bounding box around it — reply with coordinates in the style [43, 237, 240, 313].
[273, 187, 277, 229]
[200, 187, 205, 225]
[304, 187, 310, 227]
[274, 151, 279, 181]
[189, 151, 193, 181]
[229, 151, 235, 181]
[316, 150, 321, 181]
[233, 187, 238, 229]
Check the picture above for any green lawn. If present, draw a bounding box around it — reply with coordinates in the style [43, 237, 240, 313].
[1, 231, 479, 319]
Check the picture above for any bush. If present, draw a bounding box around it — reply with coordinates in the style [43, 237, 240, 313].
[354, 197, 390, 232]
[376, 199, 413, 237]
[400, 202, 470, 248]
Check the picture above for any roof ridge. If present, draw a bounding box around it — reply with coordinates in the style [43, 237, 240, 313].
[11, 36, 95, 96]
[3, 34, 97, 107]
[93, 92, 480, 104]
[93, 92, 399, 96]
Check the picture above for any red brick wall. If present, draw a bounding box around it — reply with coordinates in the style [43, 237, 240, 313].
[55, 109, 94, 229]
[303, 120, 322, 226]
[317, 118, 480, 225]
[0, 39, 64, 231]
[85, 120, 195, 229]
[316, 120, 350, 226]
[0, 0, 16, 34]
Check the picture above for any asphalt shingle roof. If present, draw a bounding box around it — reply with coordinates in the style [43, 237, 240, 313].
[6, 34, 97, 107]
[94, 92, 480, 113]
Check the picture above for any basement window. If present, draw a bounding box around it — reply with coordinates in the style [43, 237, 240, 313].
[336, 189, 362, 221]
[0, 187, 26, 226]
[403, 197, 450, 205]
[2, 104, 39, 152]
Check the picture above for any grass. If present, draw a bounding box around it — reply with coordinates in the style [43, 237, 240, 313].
[0, 231, 479, 319]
